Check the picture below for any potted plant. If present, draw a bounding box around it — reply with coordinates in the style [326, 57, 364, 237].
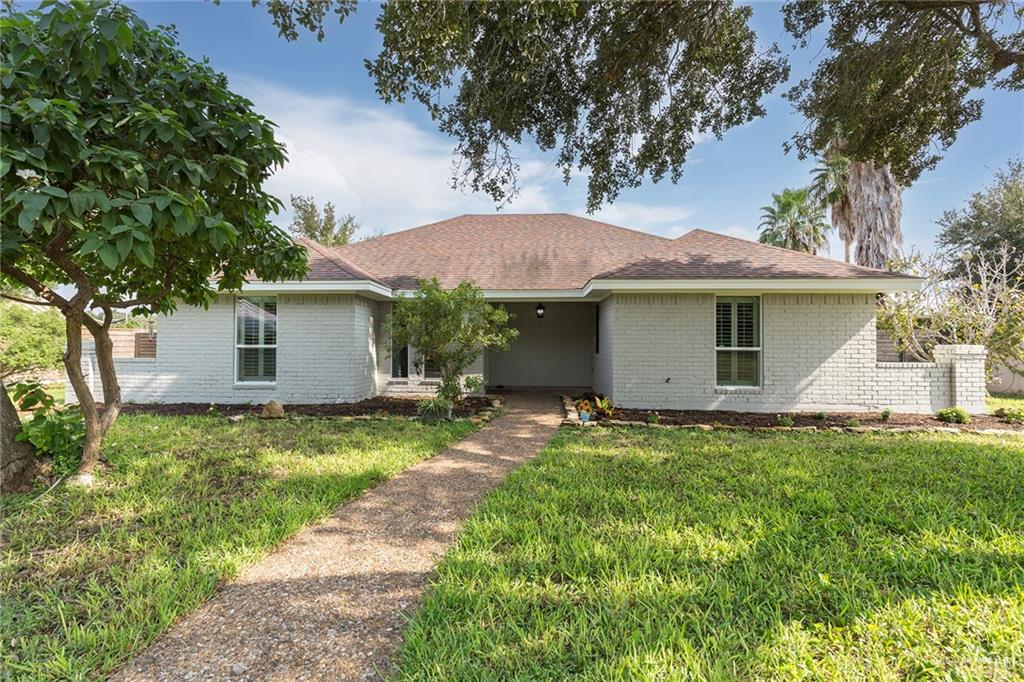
[577, 399, 592, 422]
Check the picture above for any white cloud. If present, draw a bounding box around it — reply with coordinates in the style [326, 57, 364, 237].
[230, 75, 559, 235]
[586, 201, 697, 237]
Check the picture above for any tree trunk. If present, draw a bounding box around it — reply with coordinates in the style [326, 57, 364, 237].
[87, 318, 122, 437]
[848, 160, 903, 269]
[843, 240, 851, 263]
[63, 313, 103, 475]
[1, 379, 38, 493]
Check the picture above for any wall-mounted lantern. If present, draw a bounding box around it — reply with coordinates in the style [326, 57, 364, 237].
[535, 303, 546, 319]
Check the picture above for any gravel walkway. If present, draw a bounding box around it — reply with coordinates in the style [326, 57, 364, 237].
[114, 392, 562, 681]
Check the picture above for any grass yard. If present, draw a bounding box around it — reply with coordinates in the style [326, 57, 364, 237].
[396, 427, 1024, 680]
[0, 414, 476, 680]
[989, 392, 1024, 414]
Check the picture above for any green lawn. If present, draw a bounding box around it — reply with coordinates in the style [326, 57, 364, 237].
[0, 414, 476, 680]
[989, 392, 1024, 414]
[396, 427, 1024, 680]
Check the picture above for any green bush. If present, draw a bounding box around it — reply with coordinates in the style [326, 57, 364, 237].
[417, 396, 452, 421]
[813, 411, 827, 420]
[12, 382, 85, 476]
[999, 406, 1023, 424]
[880, 408, 893, 422]
[936, 406, 971, 424]
[775, 414, 794, 427]
[843, 418, 861, 428]
[646, 412, 660, 425]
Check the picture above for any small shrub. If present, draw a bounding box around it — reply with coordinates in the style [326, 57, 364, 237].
[647, 412, 660, 425]
[880, 408, 893, 422]
[593, 396, 614, 420]
[417, 396, 452, 420]
[12, 382, 85, 477]
[1001, 406, 1024, 424]
[775, 414, 794, 427]
[576, 399, 592, 414]
[936, 406, 971, 424]
[843, 418, 861, 428]
[813, 411, 827, 421]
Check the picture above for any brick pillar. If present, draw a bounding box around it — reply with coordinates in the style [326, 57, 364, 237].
[933, 344, 987, 413]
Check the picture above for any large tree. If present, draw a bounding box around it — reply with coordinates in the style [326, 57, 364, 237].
[937, 157, 1024, 279]
[784, 1, 1023, 185]
[258, 0, 788, 211]
[288, 194, 359, 247]
[0, 1, 307, 480]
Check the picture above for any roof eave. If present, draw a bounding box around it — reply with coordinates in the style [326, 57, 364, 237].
[585, 277, 922, 294]
[236, 279, 393, 300]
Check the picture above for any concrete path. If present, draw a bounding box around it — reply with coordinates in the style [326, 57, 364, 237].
[114, 392, 562, 681]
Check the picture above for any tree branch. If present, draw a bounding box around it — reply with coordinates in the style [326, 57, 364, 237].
[0, 263, 72, 311]
[0, 292, 57, 307]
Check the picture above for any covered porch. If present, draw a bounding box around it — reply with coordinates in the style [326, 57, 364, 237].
[485, 302, 598, 391]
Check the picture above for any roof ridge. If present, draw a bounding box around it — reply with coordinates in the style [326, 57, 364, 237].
[680, 228, 901, 277]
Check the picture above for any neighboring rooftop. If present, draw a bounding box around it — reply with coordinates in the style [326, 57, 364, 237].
[329, 213, 911, 290]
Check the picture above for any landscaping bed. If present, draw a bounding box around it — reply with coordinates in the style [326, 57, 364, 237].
[120, 395, 499, 418]
[565, 394, 1022, 432]
[611, 407, 1023, 432]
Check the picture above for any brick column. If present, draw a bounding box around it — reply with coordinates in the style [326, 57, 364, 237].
[933, 344, 987, 413]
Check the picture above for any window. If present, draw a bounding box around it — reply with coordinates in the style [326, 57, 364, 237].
[236, 296, 277, 383]
[423, 355, 441, 379]
[594, 303, 600, 354]
[391, 342, 409, 378]
[715, 296, 760, 386]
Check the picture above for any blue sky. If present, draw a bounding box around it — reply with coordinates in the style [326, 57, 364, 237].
[131, 1, 1023, 254]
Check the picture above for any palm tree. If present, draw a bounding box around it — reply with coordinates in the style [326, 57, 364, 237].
[758, 187, 831, 255]
[810, 142, 903, 269]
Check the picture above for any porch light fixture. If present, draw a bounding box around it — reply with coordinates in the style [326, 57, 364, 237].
[535, 303, 546, 318]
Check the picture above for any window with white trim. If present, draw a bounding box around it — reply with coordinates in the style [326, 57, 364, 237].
[715, 296, 760, 387]
[235, 296, 277, 383]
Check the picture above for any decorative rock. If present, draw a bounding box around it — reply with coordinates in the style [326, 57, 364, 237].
[66, 473, 95, 488]
[230, 663, 248, 675]
[227, 415, 245, 423]
[260, 400, 285, 419]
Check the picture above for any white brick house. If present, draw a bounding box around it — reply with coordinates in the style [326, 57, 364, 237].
[74, 214, 987, 414]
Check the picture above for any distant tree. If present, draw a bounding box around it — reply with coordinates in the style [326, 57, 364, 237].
[0, 1, 307, 480]
[758, 188, 831, 255]
[0, 302, 65, 381]
[288, 195, 359, 247]
[937, 158, 1024, 282]
[384, 279, 518, 418]
[784, 1, 1023, 187]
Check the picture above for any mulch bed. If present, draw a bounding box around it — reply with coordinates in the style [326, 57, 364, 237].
[608, 407, 1022, 432]
[119, 396, 496, 419]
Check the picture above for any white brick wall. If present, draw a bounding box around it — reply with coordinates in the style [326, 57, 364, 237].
[70, 294, 379, 404]
[602, 293, 985, 414]
[68, 291, 986, 413]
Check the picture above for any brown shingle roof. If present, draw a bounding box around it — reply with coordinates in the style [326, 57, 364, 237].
[335, 214, 911, 290]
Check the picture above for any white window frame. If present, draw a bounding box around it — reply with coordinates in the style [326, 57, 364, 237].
[234, 296, 278, 385]
[714, 295, 762, 388]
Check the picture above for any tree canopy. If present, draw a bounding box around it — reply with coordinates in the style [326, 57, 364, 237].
[0, 301, 65, 380]
[784, 1, 1023, 184]
[937, 158, 1024, 277]
[0, 0, 308, 476]
[260, 0, 788, 211]
[289, 195, 359, 247]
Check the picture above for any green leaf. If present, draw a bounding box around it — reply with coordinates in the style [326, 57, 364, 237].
[131, 202, 152, 226]
[69, 189, 92, 216]
[174, 214, 195, 235]
[26, 98, 47, 113]
[133, 239, 155, 267]
[39, 186, 68, 198]
[18, 193, 49, 232]
[154, 195, 172, 211]
[98, 18, 119, 39]
[98, 244, 120, 270]
[115, 21, 133, 47]
[79, 238, 105, 256]
[116, 233, 133, 258]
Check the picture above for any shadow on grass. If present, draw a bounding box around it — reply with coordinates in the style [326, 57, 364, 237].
[394, 429, 1024, 679]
